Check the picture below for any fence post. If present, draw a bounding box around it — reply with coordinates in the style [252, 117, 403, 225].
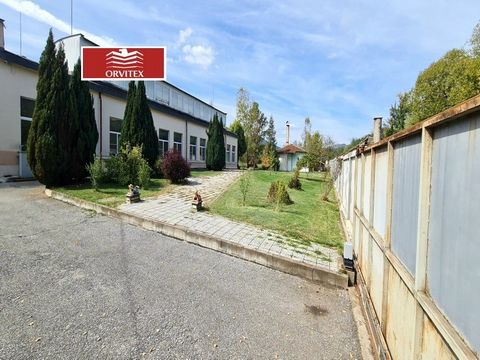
[412, 126, 433, 358]
[381, 141, 395, 333]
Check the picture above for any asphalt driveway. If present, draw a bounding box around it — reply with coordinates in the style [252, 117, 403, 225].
[0, 182, 362, 359]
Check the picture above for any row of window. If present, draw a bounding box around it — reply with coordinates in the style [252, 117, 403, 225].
[18, 98, 236, 164]
[113, 81, 223, 122]
[110, 117, 236, 163]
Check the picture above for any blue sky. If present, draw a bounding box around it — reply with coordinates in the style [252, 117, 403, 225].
[1, 0, 479, 144]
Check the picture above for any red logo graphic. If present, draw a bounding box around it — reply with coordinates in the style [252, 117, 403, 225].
[81, 47, 166, 81]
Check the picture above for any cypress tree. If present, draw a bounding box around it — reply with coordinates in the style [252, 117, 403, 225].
[69, 60, 99, 180]
[206, 114, 226, 170]
[120, 81, 158, 166]
[27, 31, 71, 186]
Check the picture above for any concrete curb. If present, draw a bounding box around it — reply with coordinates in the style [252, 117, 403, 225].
[45, 189, 348, 289]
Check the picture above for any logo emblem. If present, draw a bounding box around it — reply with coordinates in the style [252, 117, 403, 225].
[82, 46, 166, 81]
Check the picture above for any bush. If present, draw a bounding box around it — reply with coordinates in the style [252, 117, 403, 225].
[153, 157, 163, 178]
[288, 168, 302, 190]
[138, 161, 151, 189]
[161, 150, 191, 183]
[105, 145, 150, 186]
[267, 180, 293, 207]
[239, 171, 251, 206]
[86, 158, 106, 189]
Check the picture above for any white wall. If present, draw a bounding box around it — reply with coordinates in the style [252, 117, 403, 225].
[0, 62, 37, 176]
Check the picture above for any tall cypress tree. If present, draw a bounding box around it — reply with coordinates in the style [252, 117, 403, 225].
[206, 114, 226, 170]
[120, 81, 158, 166]
[69, 59, 99, 180]
[27, 31, 71, 186]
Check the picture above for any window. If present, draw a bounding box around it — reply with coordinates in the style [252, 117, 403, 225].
[200, 138, 206, 161]
[189, 136, 197, 161]
[174, 132, 182, 153]
[226, 144, 231, 163]
[110, 117, 122, 155]
[20, 97, 35, 150]
[232, 145, 236, 163]
[158, 129, 169, 157]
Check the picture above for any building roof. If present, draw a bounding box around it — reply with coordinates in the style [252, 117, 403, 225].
[277, 144, 306, 154]
[0, 48, 38, 71]
[89, 81, 237, 137]
[0, 46, 236, 138]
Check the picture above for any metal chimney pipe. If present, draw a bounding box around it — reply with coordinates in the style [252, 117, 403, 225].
[286, 121, 290, 145]
[373, 117, 382, 143]
[0, 19, 5, 49]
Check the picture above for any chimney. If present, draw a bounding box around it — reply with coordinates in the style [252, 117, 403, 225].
[373, 117, 382, 143]
[0, 19, 5, 49]
[285, 121, 290, 145]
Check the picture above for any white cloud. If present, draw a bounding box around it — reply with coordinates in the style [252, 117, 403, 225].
[178, 27, 193, 45]
[182, 44, 214, 68]
[0, 0, 115, 46]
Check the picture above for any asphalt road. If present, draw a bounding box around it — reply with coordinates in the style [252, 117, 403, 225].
[0, 182, 362, 359]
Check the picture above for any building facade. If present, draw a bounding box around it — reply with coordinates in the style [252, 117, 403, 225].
[0, 29, 237, 178]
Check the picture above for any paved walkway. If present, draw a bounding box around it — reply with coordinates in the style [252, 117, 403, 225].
[119, 171, 340, 272]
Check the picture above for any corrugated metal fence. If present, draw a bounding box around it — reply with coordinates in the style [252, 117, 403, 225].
[335, 95, 480, 359]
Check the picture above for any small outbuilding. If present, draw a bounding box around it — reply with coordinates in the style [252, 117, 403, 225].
[277, 144, 306, 172]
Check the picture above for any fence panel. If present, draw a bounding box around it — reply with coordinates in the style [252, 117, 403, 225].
[391, 134, 422, 275]
[427, 113, 480, 352]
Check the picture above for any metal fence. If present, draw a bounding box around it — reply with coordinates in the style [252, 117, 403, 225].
[335, 95, 480, 359]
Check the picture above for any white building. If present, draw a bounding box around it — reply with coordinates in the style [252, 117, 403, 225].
[0, 22, 237, 178]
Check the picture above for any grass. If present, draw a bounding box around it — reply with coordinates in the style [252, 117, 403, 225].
[209, 171, 344, 251]
[189, 169, 224, 178]
[55, 178, 170, 208]
[54, 170, 225, 208]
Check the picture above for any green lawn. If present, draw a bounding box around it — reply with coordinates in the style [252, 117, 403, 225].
[55, 178, 170, 208]
[210, 171, 344, 251]
[55, 170, 223, 208]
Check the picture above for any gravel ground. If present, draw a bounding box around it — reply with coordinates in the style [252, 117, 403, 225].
[0, 182, 362, 359]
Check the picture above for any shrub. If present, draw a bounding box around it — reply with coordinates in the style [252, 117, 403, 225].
[239, 171, 251, 206]
[288, 168, 302, 190]
[138, 161, 151, 189]
[267, 180, 293, 208]
[161, 150, 191, 183]
[153, 157, 163, 178]
[86, 158, 106, 189]
[105, 145, 150, 186]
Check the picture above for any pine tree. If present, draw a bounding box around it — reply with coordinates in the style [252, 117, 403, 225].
[69, 59, 98, 179]
[206, 114, 225, 170]
[120, 81, 158, 167]
[27, 31, 71, 186]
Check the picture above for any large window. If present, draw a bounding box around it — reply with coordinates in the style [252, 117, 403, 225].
[200, 138, 206, 161]
[158, 129, 169, 157]
[20, 97, 35, 150]
[173, 132, 182, 153]
[231, 145, 236, 163]
[189, 136, 197, 161]
[226, 144, 231, 163]
[110, 117, 122, 155]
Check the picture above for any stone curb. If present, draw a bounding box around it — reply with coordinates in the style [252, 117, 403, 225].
[45, 189, 348, 289]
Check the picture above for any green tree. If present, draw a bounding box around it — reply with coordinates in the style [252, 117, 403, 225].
[384, 92, 411, 137]
[69, 59, 98, 180]
[263, 115, 278, 169]
[120, 81, 159, 166]
[27, 31, 71, 186]
[229, 119, 247, 158]
[469, 21, 480, 58]
[206, 113, 226, 170]
[245, 101, 267, 168]
[408, 49, 480, 126]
